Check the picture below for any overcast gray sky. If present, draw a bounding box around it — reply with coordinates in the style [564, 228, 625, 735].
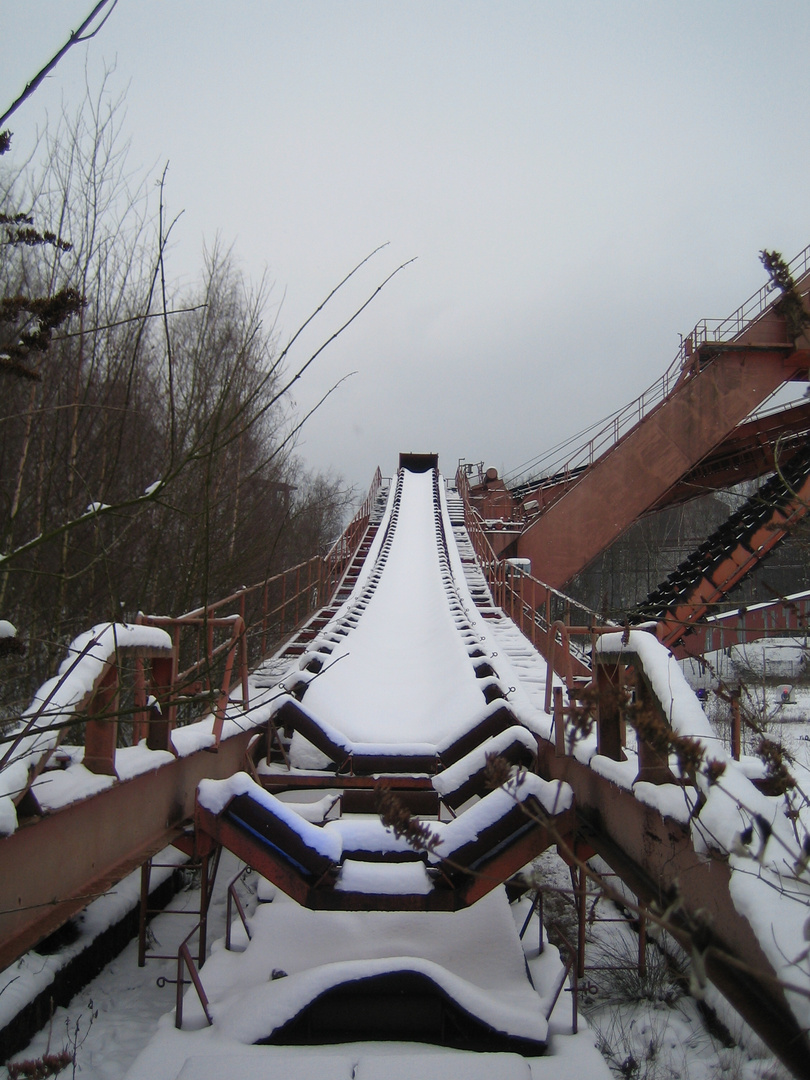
[3, 1, 810, 492]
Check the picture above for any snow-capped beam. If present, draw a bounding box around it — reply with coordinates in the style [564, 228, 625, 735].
[0, 727, 255, 972]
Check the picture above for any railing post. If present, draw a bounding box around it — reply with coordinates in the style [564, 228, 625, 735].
[199, 851, 209, 967]
[211, 619, 243, 746]
[176, 950, 185, 1029]
[138, 859, 151, 967]
[83, 663, 120, 776]
[133, 654, 148, 745]
[634, 671, 677, 784]
[148, 653, 176, 752]
[240, 619, 249, 711]
[731, 692, 741, 760]
[553, 685, 565, 756]
[175, 942, 213, 1029]
[206, 618, 214, 691]
[172, 626, 181, 719]
[595, 661, 625, 761]
[262, 579, 268, 657]
[576, 865, 587, 979]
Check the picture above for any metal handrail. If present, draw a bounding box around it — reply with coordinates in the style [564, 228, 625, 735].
[510, 242, 810, 490]
[5, 466, 385, 791]
[456, 467, 608, 680]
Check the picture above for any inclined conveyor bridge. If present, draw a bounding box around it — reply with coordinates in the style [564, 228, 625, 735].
[3, 246, 810, 1076]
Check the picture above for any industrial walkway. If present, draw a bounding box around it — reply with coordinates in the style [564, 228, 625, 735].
[3, 453, 810, 1076]
[187, 457, 810, 1076]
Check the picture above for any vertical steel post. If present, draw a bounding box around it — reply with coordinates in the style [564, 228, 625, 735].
[538, 889, 544, 954]
[133, 655, 147, 745]
[595, 661, 624, 761]
[240, 619, 249, 711]
[261, 580, 268, 656]
[138, 859, 151, 967]
[83, 664, 120, 776]
[198, 852, 209, 968]
[577, 865, 587, 979]
[554, 685, 566, 756]
[638, 902, 647, 977]
[731, 693, 741, 761]
[206, 618, 214, 691]
[149, 655, 176, 752]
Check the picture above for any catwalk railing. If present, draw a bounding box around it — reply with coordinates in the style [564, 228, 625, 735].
[456, 467, 608, 681]
[507, 242, 810, 491]
[5, 468, 384, 797]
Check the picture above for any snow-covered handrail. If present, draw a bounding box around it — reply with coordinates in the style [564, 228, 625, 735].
[595, 630, 719, 745]
[592, 629, 810, 1043]
[0, 623, 174, 834]
[455, 464, 606, 679]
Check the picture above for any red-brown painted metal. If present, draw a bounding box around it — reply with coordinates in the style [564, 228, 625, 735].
[657, 466, 810, 649]
[508, 399, 810, 519]
[539, 697, 810, 1079]
[648, 399, 810, 511]
[0, 728, 254, 972]
[196, 793, 572, 913]
[517, 344, 809, 588]
[672, 588, 810, 660]
[0, 466, 386, 974]
[82, 664, 121, 776]
[454, 806, 574, 907]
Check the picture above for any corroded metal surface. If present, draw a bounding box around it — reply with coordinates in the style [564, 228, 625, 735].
[0, 729, 253, 971]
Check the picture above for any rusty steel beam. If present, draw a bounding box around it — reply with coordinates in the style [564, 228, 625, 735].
[657, 466, 810, 650]
[673, 591, 810, 660]
[260, 773, 435, 793]
[649, 399, 810, 511]
[518, 346, 809, 588]
[0, 729, 254, 972]
[534, 740, 810, 1080]
[456, 807, 574, 907]
[197, 792, 573, 914]
[503, 374, 810, 526]
[196, 803, 316, 909]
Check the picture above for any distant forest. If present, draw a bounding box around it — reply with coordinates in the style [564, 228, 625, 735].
[0, 79, 350, 713]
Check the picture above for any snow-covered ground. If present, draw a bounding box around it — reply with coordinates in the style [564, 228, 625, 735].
[1, 850, 610, 1080]
[3, 848, 790, 1080]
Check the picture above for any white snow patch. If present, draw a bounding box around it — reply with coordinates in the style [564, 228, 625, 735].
[197, 772, 342, 863]
[335, 860, 433, 895]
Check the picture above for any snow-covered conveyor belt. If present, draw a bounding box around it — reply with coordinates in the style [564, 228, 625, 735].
[6, 455, 810, 1079]
[182, 458, 810, 1079]
[180, 461, 578, 1057]
[266, 467, 532, 771]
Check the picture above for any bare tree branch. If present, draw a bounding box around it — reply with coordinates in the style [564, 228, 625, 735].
[0, 1, 119, 130]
